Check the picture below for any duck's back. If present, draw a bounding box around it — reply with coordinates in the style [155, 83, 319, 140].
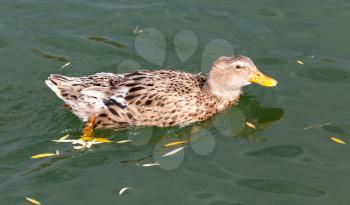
[46, 69, 219, 129]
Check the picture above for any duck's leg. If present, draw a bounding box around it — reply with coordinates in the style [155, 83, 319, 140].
[80, 116, 95, 141]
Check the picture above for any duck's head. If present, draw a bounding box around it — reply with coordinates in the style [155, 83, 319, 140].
[206, 55, 277, 97]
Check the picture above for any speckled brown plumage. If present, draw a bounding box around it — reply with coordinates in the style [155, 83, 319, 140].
[46, 55, 277, 130]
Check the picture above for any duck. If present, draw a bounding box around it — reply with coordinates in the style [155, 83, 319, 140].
[45, 55, 277, 138]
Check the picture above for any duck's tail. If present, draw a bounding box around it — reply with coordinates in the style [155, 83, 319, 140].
[45, 74, 82, 101]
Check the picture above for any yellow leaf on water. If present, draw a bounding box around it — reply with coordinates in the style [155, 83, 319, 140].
[31, 153, 57, 159]
[25, 197, 41, 205]
[93, 138, 112, 143]
[80, 137, 94, 141]
[162, 147, 184, 157]
[79, 137, 111, 143]
[246, 122, 256, 129]
[58, 134, 69, 141]
[297, 60, 304, 65]
[330, 136, 346, 144]
[163, 140, 187, 147]
[139, 163, 160, 167]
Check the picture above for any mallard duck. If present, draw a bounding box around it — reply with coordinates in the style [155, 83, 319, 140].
[46, 55, 277, 138]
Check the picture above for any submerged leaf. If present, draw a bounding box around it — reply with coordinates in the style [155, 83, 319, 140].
[88, 36, 126, 48]
[163, 140, 187, 147]
[304, 122, 331, 130]
[32, 49, 68, 63]
[31, 153, 57, 159]
[25, 197, 41, 205]
[330, 136, 346, 144]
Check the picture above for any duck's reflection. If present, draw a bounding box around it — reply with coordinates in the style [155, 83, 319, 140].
[123, 95, 284, 169]
[168, 94, 284, 143]
[26, 95, 283, 172]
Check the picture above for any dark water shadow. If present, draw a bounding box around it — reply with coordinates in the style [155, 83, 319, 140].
[207, 95, 284, 143]
[88, 36, 127, 48]
[185, 162, 326, 198]
[245, 144, 303, 158]
[32, 49, 69, 63]
[237, 178, 326, 197]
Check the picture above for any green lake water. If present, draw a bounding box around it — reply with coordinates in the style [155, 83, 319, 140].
[1, 0, 350, 204]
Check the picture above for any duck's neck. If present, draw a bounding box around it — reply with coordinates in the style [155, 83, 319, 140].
[203, 78, 242, 111]
[203, 73, 242, 100]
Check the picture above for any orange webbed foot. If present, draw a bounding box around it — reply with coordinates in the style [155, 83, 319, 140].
[80, 116, 95, 141]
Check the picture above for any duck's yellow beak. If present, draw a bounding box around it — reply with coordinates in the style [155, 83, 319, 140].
[249, 70, 277, 87]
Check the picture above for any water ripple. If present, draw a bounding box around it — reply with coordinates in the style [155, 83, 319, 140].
[66, 154, 110, 168]
[257, 9, 282, 18]
[245, 144, 303, 158]
[229, 16, 273, 34]
[33, 169, 74, 185]
[296, 66, 350, 83]
[210, 200, 245, 205]
[0, 36, 9, 47]
[237, 178, 326, 197]
[186, 162, 232, 180]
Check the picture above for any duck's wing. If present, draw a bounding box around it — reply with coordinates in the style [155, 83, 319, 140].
[45, 72, 124, 100]
[46, 72, 125, 120]
[108, 69, 208, 128]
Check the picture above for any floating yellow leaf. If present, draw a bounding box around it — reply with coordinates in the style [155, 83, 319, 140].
[330, 136, 346, 144]
[80, 136, 94, 141]
[116, 139, 131, 144]
[93, 138, 112, 143]
[58, 134, 69, 140]
[163, 140, 187, 147]
[79, 137, 111, 143]
[119, 187, 131, 196]
[297, 60, 304, 65]
[162, 147, 184, 157]
[31, 153, 57, 159]
[246, 122, 256, 129]
[25, 197, 41, 205]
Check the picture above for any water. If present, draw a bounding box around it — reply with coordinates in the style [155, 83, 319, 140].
[1, 0, 350, 204]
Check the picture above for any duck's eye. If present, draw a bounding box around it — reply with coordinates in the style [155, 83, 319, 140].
[236, 65, 242, 69]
